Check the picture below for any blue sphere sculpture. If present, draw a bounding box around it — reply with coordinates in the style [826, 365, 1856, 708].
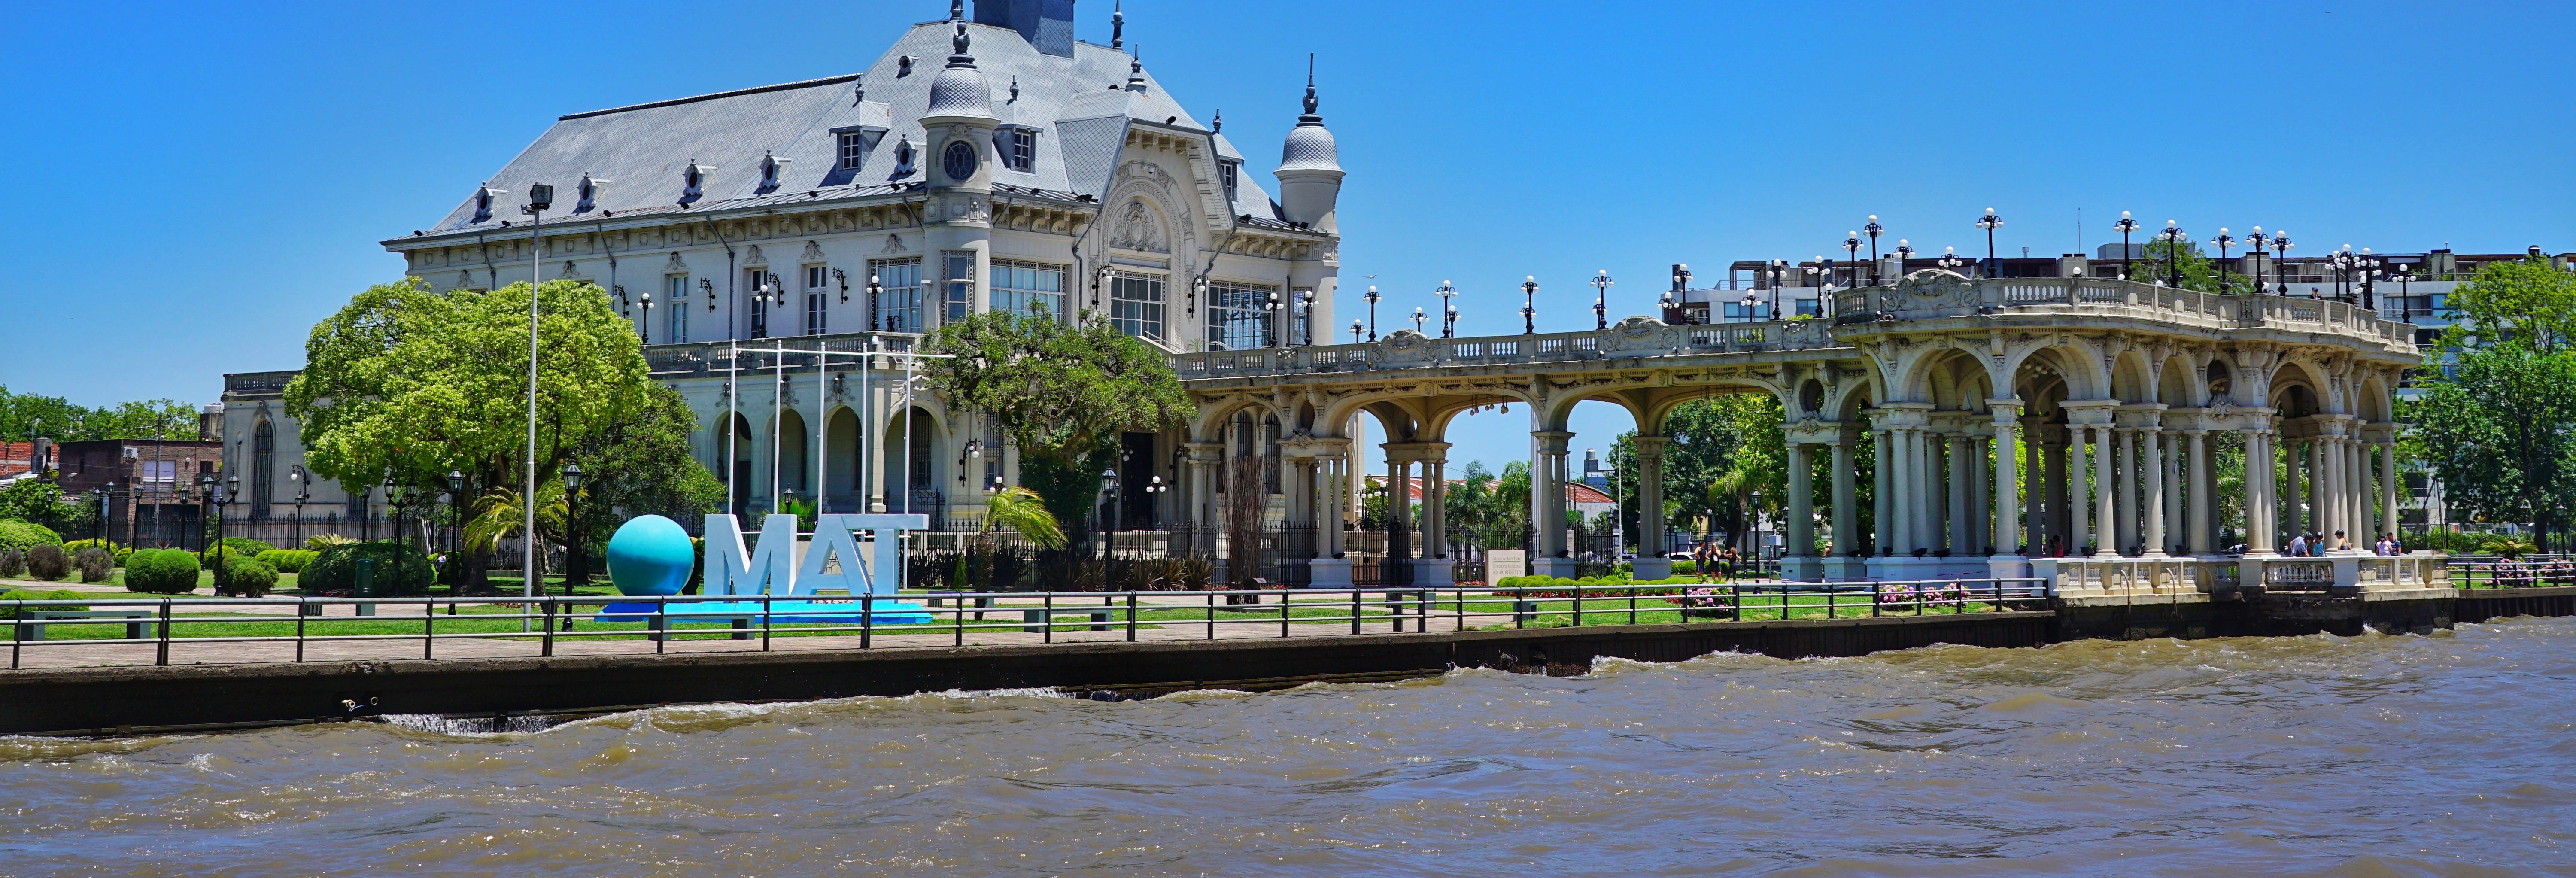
[606, 515, 696, 596]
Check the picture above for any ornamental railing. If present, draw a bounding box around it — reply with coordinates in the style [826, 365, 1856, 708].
[1176, 318, 1843, 380]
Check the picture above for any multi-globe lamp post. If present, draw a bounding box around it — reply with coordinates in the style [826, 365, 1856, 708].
[2113, 212, 2140, 280]
[1436, 280, 1458, 338]
[1843, 232, 1862, 288]
[1364, 285, 1380, 341]
[2211, 228, 2237, 291]
[2246, 228, 2272, 293]
[1976, 208, 2004, 278]
[2158, 221, 2188, 287]
[1863, 216, 1884, 285]
[1590, 270, 1613, 330]
[1521, 276, 1538, 334]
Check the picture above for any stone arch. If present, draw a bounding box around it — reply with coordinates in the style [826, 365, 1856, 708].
[1999, 339, 2109, 401]
[2156, 352, 2198, 407]
[2356, 373, 2394, 423]
[824, 405, 864, 502]
[1191, 396, 1285, 443]
[774, 408, 811, 497]
[251, 416, 276, 519]
[2269, 361, 2325, 417]
[882, 404, 946, 515]
[2107, 348, 2156, 404]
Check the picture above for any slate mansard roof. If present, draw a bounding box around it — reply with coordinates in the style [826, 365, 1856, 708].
[408, 20, 1278, 239]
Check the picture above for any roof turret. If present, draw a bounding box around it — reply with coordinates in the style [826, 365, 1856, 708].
[1277, 57, 1340, 174]
[923, 22, 996, 120]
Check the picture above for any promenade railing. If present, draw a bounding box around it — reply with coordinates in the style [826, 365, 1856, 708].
[1, 577, 2050, 669]
[2454, 560, 2576, 589]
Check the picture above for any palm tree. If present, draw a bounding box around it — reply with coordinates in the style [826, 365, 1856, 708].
[465, 479, 569, 592]
[981, 486, 1066, 550]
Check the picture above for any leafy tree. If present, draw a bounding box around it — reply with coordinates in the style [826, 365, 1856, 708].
[286, 277, 655, 587]
[0, 388, 199, 443]
[2401, 341, 2576, 551]
[980, 486, 1066, 550]
[923, 308, 1191, 535]
[566, 382, 724, 544]
[2123, 237, 2257, 294]
[2439, 255, 2576, 350]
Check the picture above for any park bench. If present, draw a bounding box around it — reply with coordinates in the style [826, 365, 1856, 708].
[12, 609, 163, 642]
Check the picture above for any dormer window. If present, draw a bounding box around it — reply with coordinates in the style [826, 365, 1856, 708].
[1219, 160, 1239, 203]
[574, 173, 607, 213]
[838, 132, 866, 170]
[470, 183, 498, 223]
[888, 136, 916, 181]
[897, 55, 914, 77]
[680, 160, 714, 203]
[995, 126, 1037, 173]
[756, 151, 789, 194]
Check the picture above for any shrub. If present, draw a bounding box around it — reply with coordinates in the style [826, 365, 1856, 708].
[123, 549, 202, 595]
[304, 533, 358, 550]
[0, 549, 21, 578]
[25, 544, 70, 581]
[255, 549, 318, 573]
[0, 589, 88, 619]
[63, 538, 119, 554]
[300, 541, 434, 596]
[218, 555, 278, 597]
[2482, 538, 2538, 560]
[0, 520, 63, 553]
[74, 547, 113, 582]
[216, 537, 278, 556]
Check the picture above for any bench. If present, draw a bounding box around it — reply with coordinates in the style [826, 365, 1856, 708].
[13, 609, 163, 641]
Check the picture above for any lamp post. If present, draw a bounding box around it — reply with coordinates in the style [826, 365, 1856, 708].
[1520, 276, 1537, 334]
[1351, 320, 1364, 344]
[1977, 208, 2004, 278]
[1893, 239, 1914, 271]
[1410, 307, 1427, 334]
[2358, 249, 2383, 311]
[1298, 289, 1316, 346]
[446, 470, 465, 591]
[1863, 216, 1884, 285]
[1436, 280, 1457, 337]
[2394, 263, 2416, 316]
[216, 474, 239, 591]
[1101, 466, 1123, 551]
[2272, 231, 2295, 294]
[2158, 221, 2187, 287]
[1937, 246, 1966, 275]
[2246, 227, 2271, 293]
[519, 181, 552, 609]
[1262, 289, 1283, 347]
[1762, 261, 1786, 321]
[1739, 291, 1760, 324]
[2211, 228, 2236, 291]
[1802, 257, 1831, 317]
[1145, 475, 1167, 529]
[1843, 231, 1862, 287]
[1590, 270, 1613, 330]
[557, 463, 583, 595]
[1364, 285, 1380, 341]
[866, 272, 885, 330]
[2112, 212, 2139, 280]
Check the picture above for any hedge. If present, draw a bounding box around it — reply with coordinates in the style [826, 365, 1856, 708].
[123, 549, 202, 594]
[0, 520, 63, 553]
[24, 544, 69, 581]
[300, 541, 434, 596]
[255, 549, 318, 573]
[216, 537, 279, 556]
[0, 589, 88, 619]
[218, 554, 278, 597]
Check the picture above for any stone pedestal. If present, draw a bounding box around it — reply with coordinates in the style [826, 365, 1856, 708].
[1531, 556, 1581, 579]
[1782, 555, 1825, 582]
[1306, 557, 1353, 588]
[1410, 557, 1455, 587]
[1631, 557, 1673, 581]
[1987, 553, 2031, 583]
[1826, 555, 1873, 581]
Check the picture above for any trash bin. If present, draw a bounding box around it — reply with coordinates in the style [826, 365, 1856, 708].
[355, 557, 378, 617]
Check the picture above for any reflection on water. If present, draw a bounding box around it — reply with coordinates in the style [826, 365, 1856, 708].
[7, 619, 2576, 876]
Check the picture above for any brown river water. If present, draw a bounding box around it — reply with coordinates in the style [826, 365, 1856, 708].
[6, 617, 2576, 877]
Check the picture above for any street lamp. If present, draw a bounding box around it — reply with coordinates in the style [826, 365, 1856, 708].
[288, 465, 308, 548]
[1843, 231, 1862, 287]
[2158, 220, 2187, 287]
[1410, 307, 1427, 334]
[866, 272, 885, 329]
[2211, 228, 2236, 291]
[214, 473, 240, 591]
[1937, 246, 1967, 274]
[2113, 211, 2140, 280]
[1191, 273, 1207, 319]
[1762, 261, 1787, 321]
[1894, 239, 1914, 270]
[2246, 227, 2272, 293]
[1520, 276, 1538, 334]
[1863, 216, 1884, 285]
[1436, 280, 1458, 337]
[1364, 285, 1380, 341]
[558, 463, 584, 594]
[1803, 256, 1832, 309]
[1351, 319, 1364, 344]
[1101, 466, 1123, 539]
[1590, 270, 1613, 330]
[1298, 289, 1316, 346]
[2393, 262, 2416, 316]
[1262, 289, 1283, 347]
[1739, 291, 1760, 324]
[446, 470, 465, 590]
[1976, 208, 2005, 279]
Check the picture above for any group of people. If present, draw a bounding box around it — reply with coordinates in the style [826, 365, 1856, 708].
[2283, 530, 2409, 556]
[1689, 541, 1741, 583]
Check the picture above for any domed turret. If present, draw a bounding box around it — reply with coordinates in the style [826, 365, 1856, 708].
[1274, 58, 1344, 231]
[924, 22, 995, 121]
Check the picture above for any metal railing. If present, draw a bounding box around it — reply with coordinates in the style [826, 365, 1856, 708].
[2454, 561, 2576, 589]
[0, 577, 2050, 669]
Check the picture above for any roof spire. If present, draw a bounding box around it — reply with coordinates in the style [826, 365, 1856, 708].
[949, 0, 964, 22]
[950, 20, 972, 62]
[1300, 53, 1319, 119]
[1126, 44, 1146, 92]
[1212, 109, 1222, 133]
[1111, 0, 1124, 50]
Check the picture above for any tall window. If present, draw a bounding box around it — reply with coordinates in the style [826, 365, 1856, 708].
[747, 268, 772, 338]
[804, 265, 829, 335]
[251, 419, 274, 519]
[1220, 160, 1239, 203]
[870, 257, 923, 332]
[667, 275, 690, 342]
[942, 251, 975, 324]
[990, 259, 1067, 319]
[1206, 280, 1276, 350]
[983, 416, 1006, 488]
[1109, 270, 1166, 342]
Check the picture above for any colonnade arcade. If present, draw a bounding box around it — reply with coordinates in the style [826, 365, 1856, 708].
[1172, 272, 2424, 586]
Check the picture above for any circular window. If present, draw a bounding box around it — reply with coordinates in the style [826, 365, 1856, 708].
[941, 140, 978, 182]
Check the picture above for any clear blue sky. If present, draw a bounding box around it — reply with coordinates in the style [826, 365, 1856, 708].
[3, 0, 2567, 475]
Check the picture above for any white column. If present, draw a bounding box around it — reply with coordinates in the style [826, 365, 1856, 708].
[2284, 438, 2305, 541]
[2068, 424, 2092, 554]
[2163, 429, 2184, 553]
[1968, 436, 1990, 554]
[1915, 428, 1938, 554]
[2092, 424, 2117, 556]
[2143, 427, 2167, 556]
[2380, 441, 2401, 542]
[1635, 437, 1668, 559]
[1871, 428, 1892, 556]
[2111, 427, 2135, 554]
[2185, 430, 2211, 554]
[1786, 441, 1815, 574]
[1831, 437, 1858, 561]
[1946, 433, 1970, 555]
[2247, 428, 2278, 554]
[1992, 407, 2020, 557]
[2043, 431, 2067, 550]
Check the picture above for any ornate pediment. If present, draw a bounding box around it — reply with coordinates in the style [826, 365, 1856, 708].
[1603, 316, 1680, 353]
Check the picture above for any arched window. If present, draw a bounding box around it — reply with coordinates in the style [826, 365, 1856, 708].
[251, 419, 275, 520]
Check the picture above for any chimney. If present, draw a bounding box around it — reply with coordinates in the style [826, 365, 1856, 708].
[200, 402, 224, 442]
[974, 0, 1075, 57]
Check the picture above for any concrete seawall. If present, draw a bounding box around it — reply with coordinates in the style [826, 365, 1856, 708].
[0, 611, 2055, 736]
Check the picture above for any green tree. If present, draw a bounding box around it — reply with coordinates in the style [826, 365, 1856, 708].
[0, 388, 199, 443]
[286, 277, 656, 587]
[567, 383, 725, 544]
[2402, 341, 2576, 550]
[923, 309, 1192, 535]
[2125, 237, 2257, 294]
[2439, 255, 2576, 350]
